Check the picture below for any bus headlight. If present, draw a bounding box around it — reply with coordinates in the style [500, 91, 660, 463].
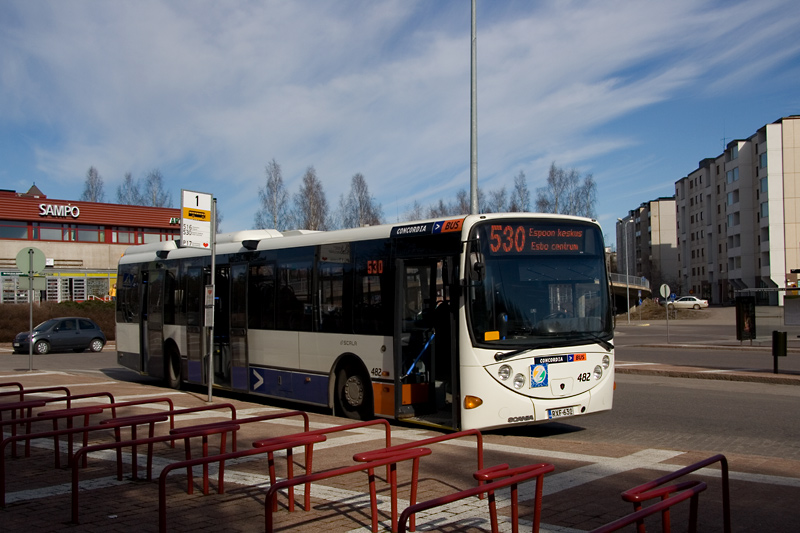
[498, 364, 512, 381]
[513, 373, 525, 390]
[602, 355, 610, 369]
[593, 365, 603, 380]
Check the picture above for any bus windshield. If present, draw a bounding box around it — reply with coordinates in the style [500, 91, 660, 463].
[468, 219, 612, 350]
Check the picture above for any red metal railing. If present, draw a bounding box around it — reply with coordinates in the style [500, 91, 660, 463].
[158, 432, 326, 533]
[0, 382, 24, 393]
[591, 454, 730, 533]
[0, 385, 71, 404]
[353, 428, 486, 531]
[264, 446, 432, 533]
[590, 482, 708, 533]
[71, 423, 241, 524]
[254, 418, 392, 512]
[397, 462, 555, 533]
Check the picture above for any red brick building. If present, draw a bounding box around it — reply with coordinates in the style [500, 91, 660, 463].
[1, 185, 180, 303]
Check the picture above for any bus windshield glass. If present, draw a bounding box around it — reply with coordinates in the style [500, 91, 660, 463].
[468, 219, 612, 349]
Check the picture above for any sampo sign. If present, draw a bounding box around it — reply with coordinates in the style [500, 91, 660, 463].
[39, 203, 81, 218]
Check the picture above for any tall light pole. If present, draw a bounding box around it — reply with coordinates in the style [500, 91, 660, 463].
[469, 0, 478, 214]
[617, 217, 631, 324]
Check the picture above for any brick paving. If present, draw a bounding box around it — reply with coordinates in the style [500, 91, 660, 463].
[1, 369, 799, 532]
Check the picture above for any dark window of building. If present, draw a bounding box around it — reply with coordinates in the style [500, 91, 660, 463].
[0, 220, 28, 239]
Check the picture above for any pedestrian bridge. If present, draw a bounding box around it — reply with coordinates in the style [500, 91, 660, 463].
[610, 273, 651, 312]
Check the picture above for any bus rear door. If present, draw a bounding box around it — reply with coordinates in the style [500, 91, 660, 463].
[211, 263, 249, 391]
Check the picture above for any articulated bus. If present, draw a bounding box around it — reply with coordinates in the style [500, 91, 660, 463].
[116, 213, 614, 431]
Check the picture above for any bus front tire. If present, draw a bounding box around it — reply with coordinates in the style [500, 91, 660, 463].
[335, 367, 372, 420]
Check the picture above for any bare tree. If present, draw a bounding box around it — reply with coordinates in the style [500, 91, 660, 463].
[455, 189, 471, 214]
[141, 169, 173, 207]
[535, 162, 596, 218]
[404, 200, 426, 221]
[116, 172, 141, 205]
[254, 159, 289, 230]
[80, 166, 105, 202]
[509, 170, 530, 212]
[338, 173, 383, 228]
[293, 166, 329, 231]
[486, 186, 507, 213]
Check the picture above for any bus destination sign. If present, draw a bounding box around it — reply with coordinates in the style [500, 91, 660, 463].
[486, 223, 586, 255]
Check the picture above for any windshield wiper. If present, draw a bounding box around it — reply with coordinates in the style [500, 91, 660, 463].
[564, 331, 614, 351]
[494, 343, 564, 361]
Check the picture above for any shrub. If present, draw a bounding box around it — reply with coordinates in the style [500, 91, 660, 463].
[0, 301, 116, 342]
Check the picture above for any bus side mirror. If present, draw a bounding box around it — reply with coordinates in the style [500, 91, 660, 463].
[469, 252, 484, 282]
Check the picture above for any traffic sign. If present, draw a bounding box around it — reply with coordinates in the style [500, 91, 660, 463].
[181, 190, 212, 249]
[15, 247, 46, 274]
[660, 284, 671, 299]
[19, 276, 46, 290]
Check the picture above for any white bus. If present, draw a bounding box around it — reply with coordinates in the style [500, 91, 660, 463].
[116, 213, 614, 431]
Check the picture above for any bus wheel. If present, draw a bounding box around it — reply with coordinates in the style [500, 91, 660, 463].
[166, 348, 181, 390]
[335, 367, 372, 420]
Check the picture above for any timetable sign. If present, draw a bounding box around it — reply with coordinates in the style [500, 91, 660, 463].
[181, 190, 212, 249]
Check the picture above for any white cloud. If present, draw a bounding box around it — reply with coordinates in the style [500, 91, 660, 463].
[1, 0, 799, 232]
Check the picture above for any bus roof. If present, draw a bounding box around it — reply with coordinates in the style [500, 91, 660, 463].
[118, 212, 600, 264]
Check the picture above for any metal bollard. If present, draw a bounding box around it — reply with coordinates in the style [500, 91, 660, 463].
[772, 330, 787, 374]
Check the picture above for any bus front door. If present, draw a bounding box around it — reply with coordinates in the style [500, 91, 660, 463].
[394, 258, 457, 428]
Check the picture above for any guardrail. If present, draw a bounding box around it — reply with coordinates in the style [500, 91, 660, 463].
[591, 454, 730, 533]
[398, 462, 555, 533]
[610, 272, 650, 290]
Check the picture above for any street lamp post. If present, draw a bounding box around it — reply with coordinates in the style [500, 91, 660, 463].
[617, 217, 631, 324]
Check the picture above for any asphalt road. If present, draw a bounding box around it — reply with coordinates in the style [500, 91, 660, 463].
[2, 313, 800, 531]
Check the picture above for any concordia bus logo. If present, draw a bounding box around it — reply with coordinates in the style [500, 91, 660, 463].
[530, 364, 548, 388]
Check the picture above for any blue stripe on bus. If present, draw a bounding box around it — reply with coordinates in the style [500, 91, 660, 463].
[232, 366, 248, 390]
[250, 367, 329, 405]
[188, 360, 202, 382]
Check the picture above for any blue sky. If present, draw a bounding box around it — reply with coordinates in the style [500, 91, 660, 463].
[2, 0, 799, 246]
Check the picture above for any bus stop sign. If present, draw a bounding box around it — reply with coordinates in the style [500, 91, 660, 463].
[16, 247, 46, 275]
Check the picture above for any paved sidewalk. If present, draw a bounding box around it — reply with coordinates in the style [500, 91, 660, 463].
[5, 369, 795, 532]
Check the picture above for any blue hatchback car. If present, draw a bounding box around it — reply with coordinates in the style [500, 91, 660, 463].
[13, 317, 107, 355]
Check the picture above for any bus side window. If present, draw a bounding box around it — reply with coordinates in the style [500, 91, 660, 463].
[248, 262, 275, 329]
[276, 248, 313, 332]
[353, 240, 391, 336]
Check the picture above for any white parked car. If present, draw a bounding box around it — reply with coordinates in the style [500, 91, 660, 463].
[666, 296, 709, 310]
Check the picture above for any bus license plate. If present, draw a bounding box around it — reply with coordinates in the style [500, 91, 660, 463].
[547, 407, 574, 419]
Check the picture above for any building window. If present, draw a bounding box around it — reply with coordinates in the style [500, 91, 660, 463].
[141, 227, 180, 244]
[76, 225, 103, 243]
[731, 145, 739, 160]
[0, 220, 28, 239]
[761, 202, 769, 218]
[33, 222, 74, 241]
[760, 152, 768, 169]
[760, 177, 768, 193]
[112, 227, 138, 244]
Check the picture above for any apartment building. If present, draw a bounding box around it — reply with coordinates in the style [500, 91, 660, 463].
[615, 197, 677, 293]
[675, 115, 800, 305]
